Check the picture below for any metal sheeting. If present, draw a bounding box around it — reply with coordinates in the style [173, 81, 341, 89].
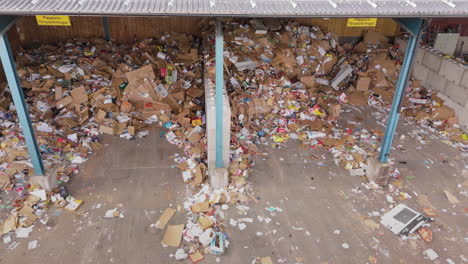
[0, 0, 467, 17]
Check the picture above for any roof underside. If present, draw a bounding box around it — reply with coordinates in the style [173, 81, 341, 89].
[0, 0, 467, 17]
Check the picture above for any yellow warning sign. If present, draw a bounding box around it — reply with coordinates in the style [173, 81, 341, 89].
[36, 15, 71, 26]
[346, 18, 377, 27]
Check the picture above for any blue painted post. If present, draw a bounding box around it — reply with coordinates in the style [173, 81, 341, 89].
[378, 19, 423, 163]
[0, 34, 44, 175]
[102, 17, 110, 42]
[215, 19, 224, 168]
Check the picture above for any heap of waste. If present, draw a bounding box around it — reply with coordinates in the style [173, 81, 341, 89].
[0, 18, 467, 262]
[202, 19, 467, 183]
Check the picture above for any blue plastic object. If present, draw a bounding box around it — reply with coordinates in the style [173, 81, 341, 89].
[215, 19, 224, 168]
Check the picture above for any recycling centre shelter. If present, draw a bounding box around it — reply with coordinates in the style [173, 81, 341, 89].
[1, 0, 468, 177]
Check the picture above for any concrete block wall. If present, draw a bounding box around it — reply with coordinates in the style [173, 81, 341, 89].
[205, 77, 231, 177]
[396, 38, 468, 129]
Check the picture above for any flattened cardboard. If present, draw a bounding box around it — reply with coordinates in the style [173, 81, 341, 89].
[99, 124, 115, 135]
[186, 128, 202, 144]
[300, 76, 315, 89]
[95, 110, 106, 123]
[55, 86, 63, 100]
[353, 42, 368, 53]
[347, 92, 368, 106]
[155, 208, 176, 229]
[18, 205, 38, 222]
[47, 65, 65, 78]
[260, 257, 274, 264]
[162, 94, 182, 113]
[71, 86, 88, 105]
[124, 65, 158, 103]
[364, 30, 389, 44]
[162, 224, 184, 247]
[431, 106, 455, 121]
[191, 166, 203, 187]
[328, 104, 342, 121]
[120, 101, 132, 113]
[0, 173, 10, 190]
[56, 96, 73, 109]
[125, 65, 155, 83]
[356, 77, 371, 92]
[191, 202, 210, 213]
[127, 126, 135, 136]
[0, 213, 17, 235]
[187, 87, 204, 98]
[33, 79, 54, 92]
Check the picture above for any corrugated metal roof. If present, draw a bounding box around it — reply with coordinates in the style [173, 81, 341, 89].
[0, 0, 467, 17]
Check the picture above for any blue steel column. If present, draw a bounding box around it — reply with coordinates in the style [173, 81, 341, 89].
[378, 18, 423, 163]
[0, 34, 44, 175]
[102, 17, 110, 41]
[215, 19, 224, 168]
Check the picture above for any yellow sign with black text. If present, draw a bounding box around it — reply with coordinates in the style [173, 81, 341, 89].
[36, 15, 71, 26]
[347, 18, 378, 27]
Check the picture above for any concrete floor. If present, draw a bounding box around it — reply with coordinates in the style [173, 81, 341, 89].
[1, 105, 467, 264]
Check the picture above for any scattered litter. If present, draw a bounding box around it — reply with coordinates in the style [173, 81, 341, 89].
[15, 226, 34, 238]
[104, 208, 123, 219]
[423, 249, 439, 260]
[238, 223, 247, 231]
[27, 240, 38, 250]
[381, 204, 434, 236]
[443, 190, 460, 204]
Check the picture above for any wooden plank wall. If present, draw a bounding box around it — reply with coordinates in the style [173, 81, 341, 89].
[13, 16, 398, 45]
[107, 17, 203, 42]
[15, 16, 111, 44]
[14, 16, 203, 44]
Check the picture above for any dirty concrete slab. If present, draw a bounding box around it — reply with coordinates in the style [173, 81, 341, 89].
[0, 128, 188, 264]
